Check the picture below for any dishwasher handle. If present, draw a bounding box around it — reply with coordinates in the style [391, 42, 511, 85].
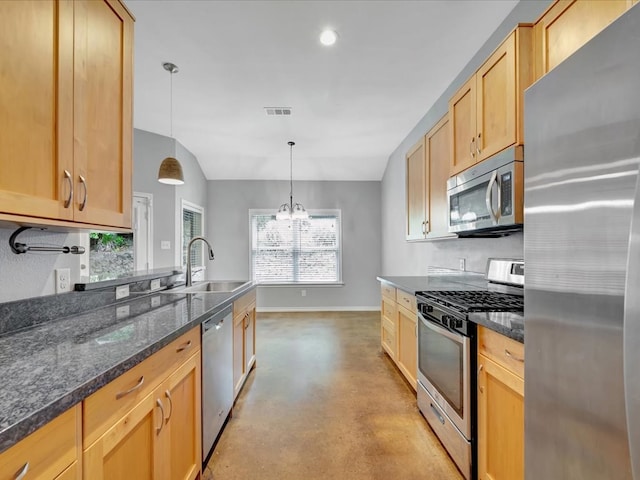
[202, 305, 233, 334]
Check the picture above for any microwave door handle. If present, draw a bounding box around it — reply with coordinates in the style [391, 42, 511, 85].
[485, 170, 499, 225]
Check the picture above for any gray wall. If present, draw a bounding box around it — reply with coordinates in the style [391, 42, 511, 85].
[133, 128, 208, 268]
[206, 180, 381, 310]
[381, 1, 552, 275]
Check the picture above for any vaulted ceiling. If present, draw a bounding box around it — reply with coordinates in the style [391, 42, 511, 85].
[127, 0, 519, 181]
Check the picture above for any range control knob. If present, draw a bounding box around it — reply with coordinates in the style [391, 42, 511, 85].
[426, 305, 434, 313]
[451, 318, 463, 329]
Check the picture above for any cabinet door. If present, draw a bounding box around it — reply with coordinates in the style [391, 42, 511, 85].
[233, 311, 246, 399]
[73, 0, 132, 228]
[381, 297, 397, 359]
[396, 305, 417, 389]
[426, 114, 453, 237]
[244, 303, 256, 372]
[534, 0, 629, 79]
[406, 137, 427, 240]
[476, 33, 516, 161]
[449, 75, 477, 175]
[163, 353, 202, 480]
[477, 354, 524, 480]
[0, 0, 74, 221]
[83, 392, 164, 480]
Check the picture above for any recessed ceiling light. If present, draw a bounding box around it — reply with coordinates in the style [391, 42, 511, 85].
[320, 29, 338, 46]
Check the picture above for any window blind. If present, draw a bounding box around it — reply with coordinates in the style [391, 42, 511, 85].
[251, 211, 341, 283]
[183, 208, 203, 267]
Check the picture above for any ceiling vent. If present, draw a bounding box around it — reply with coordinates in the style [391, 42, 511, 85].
[264, 107, 292, 116]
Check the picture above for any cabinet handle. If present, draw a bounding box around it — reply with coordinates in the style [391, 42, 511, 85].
[476, 133, 482, 155]
[164, 390, 173, 422]
[244, 315, 251, 329]
[470, 137, 476, 158]
[78, 174, 88, 211]
[176, 340, 192, 352]
[156, 399, 165, 434]
[14, 462, 29, 480]
[505, 348, 525, 363]
[478, 364, 484, 393]
[115, 376, 144, 400]
[63, 170, 73, 208]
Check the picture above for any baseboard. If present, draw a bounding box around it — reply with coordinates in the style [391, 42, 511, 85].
[256, 306, 380, 313]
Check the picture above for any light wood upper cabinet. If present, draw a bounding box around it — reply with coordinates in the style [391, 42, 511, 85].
[449, 26, 532, 176]
[426, 115, 453, 237]
[477, 326, 525, 480]
[73, 0, 133, 229]
[406, 138, 427, 240]
[449, 76, 477, 175]
[0, 0, 133, 230]
[0, 0, 75, 222]
[406, 114, 454, 240]
[533, 0, 632, 80]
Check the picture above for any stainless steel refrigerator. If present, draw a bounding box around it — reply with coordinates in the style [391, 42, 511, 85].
[524, 4, 640, 479]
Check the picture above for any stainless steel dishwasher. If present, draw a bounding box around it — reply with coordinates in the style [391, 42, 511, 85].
[201, 304, 233, 465]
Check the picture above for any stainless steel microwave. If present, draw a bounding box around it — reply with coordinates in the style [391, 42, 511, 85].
[447, 147, 523, 236]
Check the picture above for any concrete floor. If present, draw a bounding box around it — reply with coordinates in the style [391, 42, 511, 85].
[205, 311, 462, 480]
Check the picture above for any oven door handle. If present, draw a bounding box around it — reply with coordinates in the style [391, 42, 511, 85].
[418, 312, 464, 344]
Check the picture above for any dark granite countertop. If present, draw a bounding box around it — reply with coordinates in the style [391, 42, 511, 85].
[75, 266, 184, 291]
[0, 282, 254, 455]
[377, 274, 524, 343]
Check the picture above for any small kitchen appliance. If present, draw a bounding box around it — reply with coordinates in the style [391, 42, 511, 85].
[415, 258, 524, 480]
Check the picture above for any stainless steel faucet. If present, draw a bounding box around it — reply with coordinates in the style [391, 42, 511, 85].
[186, 236, 215, 287]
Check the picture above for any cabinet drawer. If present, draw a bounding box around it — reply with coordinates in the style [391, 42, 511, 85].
[83, 327, 200, 446]
[382, 297, 396, 320]
[381, 283, 396, 301]
[478, 326, 524, 378]
[397, 289, 416, 312]
[0, 406, 78, 480]
[233, 289, 256, 317]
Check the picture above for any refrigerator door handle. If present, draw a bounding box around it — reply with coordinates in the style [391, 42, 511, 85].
[624, 171, 640, 480]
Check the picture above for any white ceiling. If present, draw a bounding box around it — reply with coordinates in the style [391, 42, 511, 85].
[126, 0, 519, 181]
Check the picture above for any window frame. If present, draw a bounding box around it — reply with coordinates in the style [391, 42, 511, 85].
[249, 209, 344, 286]
[181, 199, 205, 272]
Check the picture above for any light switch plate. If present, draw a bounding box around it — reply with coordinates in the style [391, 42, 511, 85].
[150, 279, 161, 291]
[115, 285, 130, 300]
[160, 241, 171, 250]
[459, 258, 466, 271]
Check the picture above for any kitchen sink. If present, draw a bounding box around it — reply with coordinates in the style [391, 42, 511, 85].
[172, 280, 251, 294]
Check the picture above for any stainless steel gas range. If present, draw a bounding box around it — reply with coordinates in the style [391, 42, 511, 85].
[415, 258, 524, 480]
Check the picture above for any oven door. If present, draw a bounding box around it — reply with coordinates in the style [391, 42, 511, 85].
[417, 311, 471, 439]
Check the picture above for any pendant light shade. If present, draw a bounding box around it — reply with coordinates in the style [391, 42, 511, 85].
[158, 156, 184, 184]
[277, 141, 308, 220]
[158, 62, 185, 185]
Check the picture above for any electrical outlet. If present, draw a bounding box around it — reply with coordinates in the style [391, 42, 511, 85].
[150, 279, 161, 291]
[459, 258, 466, 271]
[301, 289, 307, 297]
[116, 305, 130, 319]
[115, 285, 130, 300]
[55, 268, 71, 294]
[151, 296, 161, 308]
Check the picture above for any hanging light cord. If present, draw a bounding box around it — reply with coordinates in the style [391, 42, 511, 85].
[170, 68, 173, 138]
[289, 141, 294, 209]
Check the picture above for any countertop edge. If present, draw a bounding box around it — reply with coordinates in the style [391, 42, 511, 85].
[0, 283, 256, 455]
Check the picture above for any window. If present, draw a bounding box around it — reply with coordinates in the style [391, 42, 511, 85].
[250, 210, 342, 284]
[182, 201, 204, 269]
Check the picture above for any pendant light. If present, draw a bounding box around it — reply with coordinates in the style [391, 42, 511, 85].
[158, 62, 185, 185]
[276, 141, 308, 220]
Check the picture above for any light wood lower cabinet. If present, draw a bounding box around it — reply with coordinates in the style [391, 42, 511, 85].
[477, 326, 525, 480]
[83, 328, 202, 480]
[380, 282, 417, 390]
[233, 290, 257, 400]
[0, 405, 80, 480]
